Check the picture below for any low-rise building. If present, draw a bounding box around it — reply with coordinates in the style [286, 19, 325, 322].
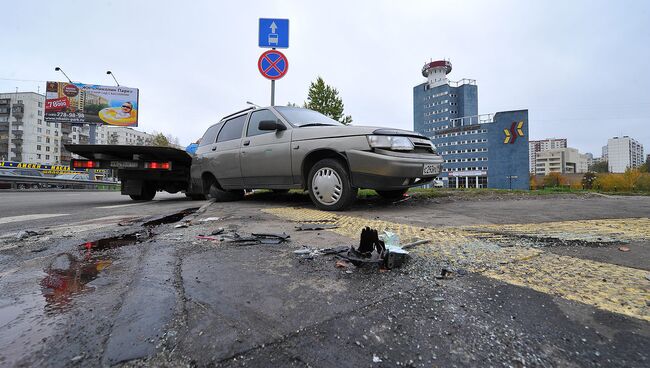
[100, 126, 154, 146]
[529, 138, 567, 173]
[535, 147, 589, 175]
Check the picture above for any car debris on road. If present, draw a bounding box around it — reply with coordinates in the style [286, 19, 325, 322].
[295, 223, 339, 231]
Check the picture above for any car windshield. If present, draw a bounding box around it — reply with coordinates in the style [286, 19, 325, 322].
[274, 106, 342, 127]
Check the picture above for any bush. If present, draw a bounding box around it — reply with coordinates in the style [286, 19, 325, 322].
[635, 173, 650, 191]
[593, 170, 650, 192]
[543, 172, 565, 187]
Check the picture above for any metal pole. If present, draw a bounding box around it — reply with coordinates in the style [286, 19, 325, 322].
[271, 80, 275, 106]
[88, 124, 96, 180]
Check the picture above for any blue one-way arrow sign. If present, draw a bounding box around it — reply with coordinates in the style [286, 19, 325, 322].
[259, 18, 289, 48]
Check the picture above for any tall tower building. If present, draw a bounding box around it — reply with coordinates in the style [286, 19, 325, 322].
[413, 60, 529, 190]
[607, 136, 644, 173]
[413, 60, 478, 136]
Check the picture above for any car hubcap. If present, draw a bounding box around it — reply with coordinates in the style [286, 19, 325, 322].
[312, 167, 343, 205]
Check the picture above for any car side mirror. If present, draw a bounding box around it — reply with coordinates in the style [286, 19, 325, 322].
[259, 120, 286, 131]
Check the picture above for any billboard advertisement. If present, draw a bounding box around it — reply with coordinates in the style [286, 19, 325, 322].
[44, 81, 139, 126]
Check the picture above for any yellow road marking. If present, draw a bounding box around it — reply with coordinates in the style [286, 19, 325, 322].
[263, 207, 650, 322]
[464, 218, 650, 242]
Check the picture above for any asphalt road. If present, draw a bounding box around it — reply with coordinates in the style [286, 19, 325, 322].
[0, 191, 202, 234]
[0, 190, 649, 367]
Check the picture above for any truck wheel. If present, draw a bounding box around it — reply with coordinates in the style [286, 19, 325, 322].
[376, 189, 408, 199]
[308, 158, 356, 211]
[185, 193, 207, 200]
[130, 184, 156, 201]
[208, 182, 244, 202]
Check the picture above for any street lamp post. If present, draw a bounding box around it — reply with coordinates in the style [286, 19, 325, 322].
[106, 71, 120, 86]
[54, 67, 72, 83]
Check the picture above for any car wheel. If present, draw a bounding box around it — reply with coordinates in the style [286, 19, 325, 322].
[308, 158, 356, 211]
[376, 189, 408, 199]
[208, 182, 244, 202]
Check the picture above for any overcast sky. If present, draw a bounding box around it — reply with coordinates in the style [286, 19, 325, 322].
[2, 0, 649, 155]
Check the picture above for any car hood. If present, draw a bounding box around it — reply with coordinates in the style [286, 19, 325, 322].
[291, 125, 428, 140]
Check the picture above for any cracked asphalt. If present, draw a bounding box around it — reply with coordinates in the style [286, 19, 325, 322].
[0, 190, 649, 367]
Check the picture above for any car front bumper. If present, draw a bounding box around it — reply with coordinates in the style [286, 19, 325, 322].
[346, 149, 443, 190]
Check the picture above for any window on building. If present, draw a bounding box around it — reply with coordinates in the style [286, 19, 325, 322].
[37, 154, 41, 159]
[37, 119, 42, 125]
[37, 145, 41, 151]
[38, 101, 43, 107]
[46, 137, 50, 143]
[38, 110, 42, 116]
[46, 129, 50, 135]
[46, 155, 50, 160]
[46, 146, 50, 151]
[37, 127, 42, 133]
[37, 136, 42, 142]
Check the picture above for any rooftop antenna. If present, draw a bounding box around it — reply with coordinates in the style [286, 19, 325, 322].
[54, 67, 72, 83]
[106, 70, 120, 86]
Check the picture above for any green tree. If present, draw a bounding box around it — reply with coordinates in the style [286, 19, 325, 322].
[304, 77, 352, 125]
[151, 133, 170, 147]
[589, 160, 609, 173]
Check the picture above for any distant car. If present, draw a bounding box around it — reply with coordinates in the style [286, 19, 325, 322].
[3, 168, 44, 189]
[433, 179, 444, 188]
[10, 168, 44, 177]
[55, 173, 90, 181]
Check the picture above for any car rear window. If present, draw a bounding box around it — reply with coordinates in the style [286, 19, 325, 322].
[200, 123, 222, 146]
[217, 115, 247, 142]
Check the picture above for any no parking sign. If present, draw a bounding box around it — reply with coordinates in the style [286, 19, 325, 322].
[258, 50, 289, 80]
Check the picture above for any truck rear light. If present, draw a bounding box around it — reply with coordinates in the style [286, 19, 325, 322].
[72, 160, 99, 168]
[144, 161, 171, 170]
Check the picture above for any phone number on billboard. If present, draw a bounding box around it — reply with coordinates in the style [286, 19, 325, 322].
[45, 112, 86, 122]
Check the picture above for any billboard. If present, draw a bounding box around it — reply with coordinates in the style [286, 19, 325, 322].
[45, 81, 139, 126]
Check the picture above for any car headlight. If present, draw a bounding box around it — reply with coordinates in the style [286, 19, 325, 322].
[367, 135, 414, 151]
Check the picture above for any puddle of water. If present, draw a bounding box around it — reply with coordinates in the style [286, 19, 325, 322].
[41, 231, 151, 313]
[142, 207, 199, 227]
[37, 206, 197, 313]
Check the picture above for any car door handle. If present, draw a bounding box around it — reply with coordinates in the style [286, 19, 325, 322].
[243, 140, 250, 146]
[211, 146, 217, 151]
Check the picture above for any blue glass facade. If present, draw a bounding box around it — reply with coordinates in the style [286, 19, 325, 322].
[413, 73, 529, 190]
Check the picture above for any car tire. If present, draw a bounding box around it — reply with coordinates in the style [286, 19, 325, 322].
[208, 182, 244, 202]
[307, 158, 356, 211]
[376, 189, 408, 199]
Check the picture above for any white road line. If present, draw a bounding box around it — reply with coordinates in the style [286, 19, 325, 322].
[0, 213, 69, 225]
[95, 203, 146, 209]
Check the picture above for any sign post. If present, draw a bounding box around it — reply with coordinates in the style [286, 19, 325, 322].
[258, 18, 289, 106]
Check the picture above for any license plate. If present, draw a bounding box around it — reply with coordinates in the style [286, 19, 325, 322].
[110, 161, 139, 168]
[423, 163, 438, 176]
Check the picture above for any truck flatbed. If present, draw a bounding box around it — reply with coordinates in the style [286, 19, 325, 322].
[64, 144, 202, 201]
